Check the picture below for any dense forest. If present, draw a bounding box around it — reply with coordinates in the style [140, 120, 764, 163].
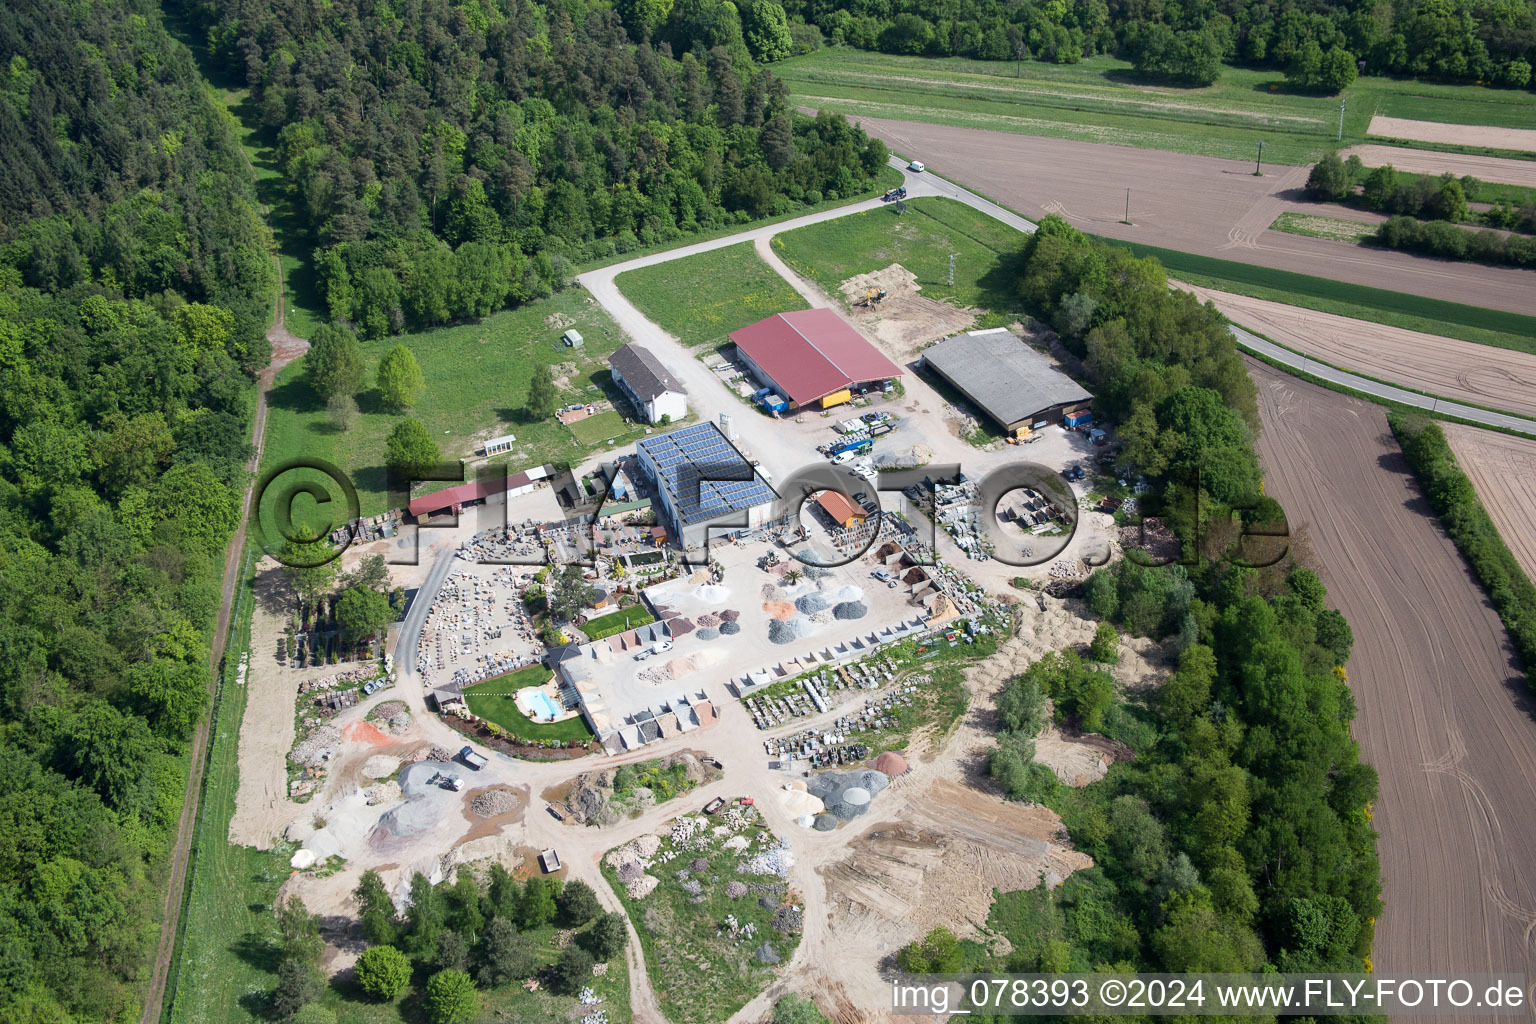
[0, 0, 270, 1019]
[934, 220, 1380, 990]
[778, 0, 1536, 88]
[173, 0, 891, 337]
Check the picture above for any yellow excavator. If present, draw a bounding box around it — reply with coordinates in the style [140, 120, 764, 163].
[856, 287, 887, 308]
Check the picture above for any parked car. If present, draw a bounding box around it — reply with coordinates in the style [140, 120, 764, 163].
[633, 639, 674, 661]
[547, 804, 564, 821]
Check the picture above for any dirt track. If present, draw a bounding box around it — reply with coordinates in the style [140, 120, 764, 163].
[1444, 424, 1536, 582]
[848, 116, 1536, 316]
[1342, 144, 1536, 189]
[1177, 282, 1536, 418]
[1248, 358, 1536, 991]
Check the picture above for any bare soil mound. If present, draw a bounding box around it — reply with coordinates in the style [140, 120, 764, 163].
[839, 264, 974, 360]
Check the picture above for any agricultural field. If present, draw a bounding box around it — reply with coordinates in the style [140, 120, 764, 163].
[1100, 236, 1536, 355]
[773, 197, 1029, 318]
[614, 242, 810, 349]
[1443, 424, 1536, 582]
[1177, 282, 1536, 419]
[601, 806, 803, 1024]
[1340, 144, 1536, 190]
[258, 289, 640, 520]
[779, 50, 1536, 166]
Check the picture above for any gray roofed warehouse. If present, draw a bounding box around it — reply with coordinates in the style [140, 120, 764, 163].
[921, 328, 1092, 433]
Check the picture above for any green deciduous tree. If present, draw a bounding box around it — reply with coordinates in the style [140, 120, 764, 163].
[549, 945, 595, 995]
[424, 969, 479, 1024]
[306, 323, 365, 400]
[337, 585, 393, 642]
[385, 418, 442, 479]
[1305, 153, 1352, 201]
[525, 363, 558, 421]
[377, 344, 425, 411]
[477, 918, 537, 987]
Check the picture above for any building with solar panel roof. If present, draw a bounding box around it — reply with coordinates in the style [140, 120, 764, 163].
[634, 421, 778, 549]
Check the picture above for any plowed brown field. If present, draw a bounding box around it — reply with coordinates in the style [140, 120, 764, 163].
[1179, 283, 1536, 418]
[849, 116, 1536, 316]
[1248, 358, 1536, 991]
[1443, 424, 1536, 582]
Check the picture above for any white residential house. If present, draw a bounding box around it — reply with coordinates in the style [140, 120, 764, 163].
[609, 343, 688, 424]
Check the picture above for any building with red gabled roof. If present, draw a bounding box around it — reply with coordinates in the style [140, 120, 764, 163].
[728, 308, 903, 410]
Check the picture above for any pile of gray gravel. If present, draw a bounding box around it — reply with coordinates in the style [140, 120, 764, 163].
[795, 593, 830, 614]
[695, 627, 719, 641]
[832, 601, 868, 620]
[719, 620, 741, 635]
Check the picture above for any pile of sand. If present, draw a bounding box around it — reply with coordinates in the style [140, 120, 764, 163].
[694, 584, 730, 603]
[763, 601, 795, 620]
[873, 750, 909, 776]
[361, 755, 401, 779]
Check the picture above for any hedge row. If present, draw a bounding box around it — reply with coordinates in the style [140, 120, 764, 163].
[1372, 216, 1536, 269]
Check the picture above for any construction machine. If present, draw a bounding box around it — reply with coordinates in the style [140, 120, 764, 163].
[856, 288, 888, 308]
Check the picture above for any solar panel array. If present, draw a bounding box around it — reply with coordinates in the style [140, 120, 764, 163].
[637, 423, 776, 525]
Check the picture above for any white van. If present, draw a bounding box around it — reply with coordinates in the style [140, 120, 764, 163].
[907, 160, 925, 172]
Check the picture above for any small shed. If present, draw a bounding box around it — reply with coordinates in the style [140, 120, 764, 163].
[562, 329, 584, 348]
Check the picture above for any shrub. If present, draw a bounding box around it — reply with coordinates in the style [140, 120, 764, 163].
[424, 968, 480, 1024]
[355, 944, 412, 1000]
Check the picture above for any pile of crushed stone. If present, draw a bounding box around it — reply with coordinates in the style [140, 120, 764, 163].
[833, 601, 868, 620]
[470, 788, 520, 818]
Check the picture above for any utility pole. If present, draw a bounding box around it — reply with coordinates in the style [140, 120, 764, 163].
[1337, 99, 1347, 143]
[1016, 42, 1024, 78]
[1123, 188, 1131, 225]
[1255, 140, 1264, 176]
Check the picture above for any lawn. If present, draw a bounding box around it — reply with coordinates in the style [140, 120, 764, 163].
[601, 806, 802, 1024]
[568, 408, 638, 446]
[773, 197, 1030, 319]
[779, 49, 1536, 167]
[463, 666, 596, 744]
[614, 242, 809, 348]
[1269, 212, 1376, 243]
[258, 289, 644, 523]
[582, 604, 657, 640]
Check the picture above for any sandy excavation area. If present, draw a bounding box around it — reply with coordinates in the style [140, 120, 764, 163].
[1176, 282, 1536, 418]
[846, 115, 1536, 316]
[1248, 357, 1536, 991]
[1443, 423, 1536, 581]
[1366, 116, 1536, 155]
[839, 264, 974, 360]
[1341, 143, 1536, 189]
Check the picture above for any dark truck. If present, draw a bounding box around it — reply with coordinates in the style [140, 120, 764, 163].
[459, 745, 489, 770]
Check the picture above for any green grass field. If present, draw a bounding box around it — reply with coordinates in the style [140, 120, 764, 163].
[615, 242, 809, 348]
[257, 289, 645, 525]
[1269, 212, 1376, 243]
[780, 49, 1536, 167]
[463, 666, 596, 743]
[773, 197, 1030, 320]
[582, 604, 657, 640]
